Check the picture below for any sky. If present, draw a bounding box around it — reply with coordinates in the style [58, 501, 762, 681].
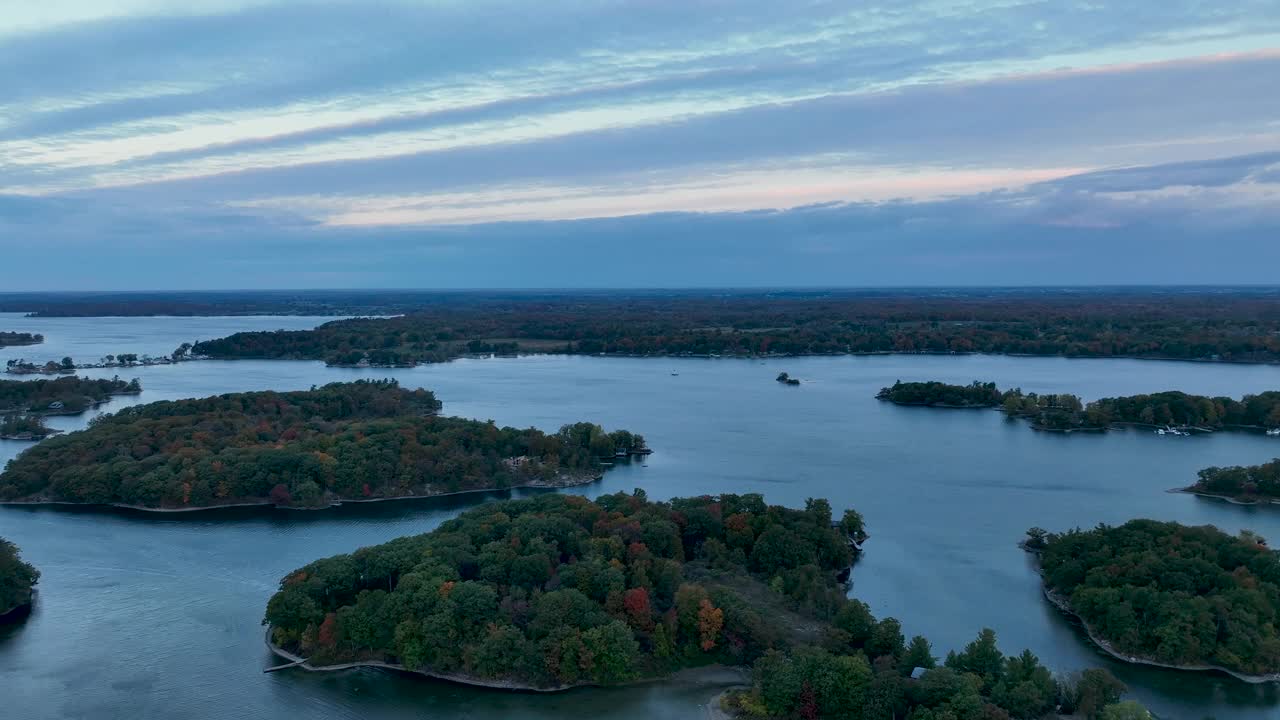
[1, 0, 1279, 289]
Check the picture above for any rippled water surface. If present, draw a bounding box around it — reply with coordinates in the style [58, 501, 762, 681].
[4, 315, 1280, 719]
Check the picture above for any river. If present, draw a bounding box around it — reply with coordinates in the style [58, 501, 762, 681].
[3, 314, 1280, 719]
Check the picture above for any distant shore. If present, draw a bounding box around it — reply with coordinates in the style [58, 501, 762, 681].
[0, 472, 609, 514]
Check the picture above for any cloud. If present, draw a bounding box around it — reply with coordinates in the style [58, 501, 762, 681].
[3, 152, 1277, 289]
[0, 1, 1277, 290]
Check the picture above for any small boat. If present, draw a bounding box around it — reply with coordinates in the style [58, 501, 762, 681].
[670, 372, 679, 376]
[1267, 428, 1280, 436]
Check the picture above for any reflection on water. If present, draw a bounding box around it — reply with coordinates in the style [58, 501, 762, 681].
[3, 316, 1280, 719]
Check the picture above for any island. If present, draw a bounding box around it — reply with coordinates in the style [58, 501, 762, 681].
[0, 332, 43, 348]
[0, 537, 39, 622]
[878, 381, 1280, 434]
[877, 380, 1001, 407]
[264, 490, 1146, 719]
[1179, 458, 1280, 504]
[179, 289, 1280, 367]
[775, 372, 800, 386]
[1026, 520, 1280, 682]
[0, 375, 141, 415]
[0, 380, 648, 511]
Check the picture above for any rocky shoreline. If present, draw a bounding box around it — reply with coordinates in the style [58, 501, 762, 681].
[1167, 487, 1280, 506]
[1042, 586, 1280, 684]
[0, 472, 608, 514]
[264, 627, 749, 694]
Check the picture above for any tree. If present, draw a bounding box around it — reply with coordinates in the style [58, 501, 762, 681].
[903, 635, 936, 672]
[945, 628, 1004, 689]
[1073, 668, 1127, 720]
[698, 598, 724, 651]
[581, 620, 639, 684]
[840, 509, 867, 541]
[622, 587, 653, 630]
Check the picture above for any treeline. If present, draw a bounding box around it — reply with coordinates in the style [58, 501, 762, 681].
[1190, 459, 1280, 501]
[0, 375, 139, 414]
[0, 537, 39, 616]
[1030, 520, 1280, 676]
[0, 332, 43, 348]
[0, 381, 646, 510]
[877, 381, 1002, 407]
[1004, 389, 1280, 432]
[189, 293, 1280, 366]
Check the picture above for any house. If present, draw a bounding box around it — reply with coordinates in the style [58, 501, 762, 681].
[909, 666, 929, 680]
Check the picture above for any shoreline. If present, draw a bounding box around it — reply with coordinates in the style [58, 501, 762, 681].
[1041, 586, 1280, 684]
[0, 591, 34, 623]
[264, 628, 749, 693]
[1167, 487, 1280, 506]
[0, 473, 608, 515]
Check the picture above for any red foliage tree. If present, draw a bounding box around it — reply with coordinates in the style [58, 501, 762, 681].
[269, 483, 292, 505]
[623, 587, 653, 630]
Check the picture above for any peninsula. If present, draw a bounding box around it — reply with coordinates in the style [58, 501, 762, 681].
[264, 492, 864, 689]
[878, 381, 1280, 434]
[0, 537, 39, 621]
[1027, 520, 1280, 682]
[1179, 458, 1280, 504]
[0, 332, 43, 348]
[0, 380, 646, 511]
[0, 375, 140, 415]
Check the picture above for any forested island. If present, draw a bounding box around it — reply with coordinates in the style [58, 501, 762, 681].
[0, 376, 140, 415]
[0, 332, 43, 348]
[877, 381, 1002, 408]
[264, 491, 1144, 718]
[0, 381, 646, 511]
[183, 290, 1280, 367]
[1182, 459, 1280, 504]
[1026, 520, 1280, 681]
[878, 381, 1280, 433]
[0, 537, 39, 621]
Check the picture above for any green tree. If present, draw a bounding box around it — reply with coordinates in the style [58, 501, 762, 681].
[581, 620, 640, 684]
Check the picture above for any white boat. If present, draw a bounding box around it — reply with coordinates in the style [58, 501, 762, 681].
[1267, 428, 1280, 436]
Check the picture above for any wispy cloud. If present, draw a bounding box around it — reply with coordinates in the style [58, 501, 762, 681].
[0, 1, 1276, 288]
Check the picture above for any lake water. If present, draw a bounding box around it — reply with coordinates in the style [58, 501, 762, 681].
[4, 316, 1280, 720]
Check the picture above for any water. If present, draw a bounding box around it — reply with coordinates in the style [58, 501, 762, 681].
[4, 317, 1280, 720]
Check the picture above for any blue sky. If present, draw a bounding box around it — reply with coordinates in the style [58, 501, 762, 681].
[1, 1, 1278, 289]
